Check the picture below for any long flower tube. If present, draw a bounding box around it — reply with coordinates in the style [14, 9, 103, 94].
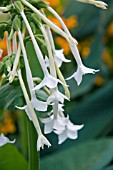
[20, 10, 63, 90]
[76, 0, 108, 9]
[9, 43, 21, 83]
[39, 24, 70, 135]
[12, 32, 17, 54]
[18, 69, 51, 151]
[20, 0, 77, 45]
[17, 29, 47, 111]
[40, 24, 67, 112]
[47, 7, 99, 85]
[45, 25, 70, 99]
[5, 31, 12, 56]
[39, 24, 56, 78]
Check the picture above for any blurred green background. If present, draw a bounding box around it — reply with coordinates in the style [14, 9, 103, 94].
[0, 0, 113, 170]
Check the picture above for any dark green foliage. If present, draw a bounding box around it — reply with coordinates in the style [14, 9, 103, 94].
[0, 144, 28, 170]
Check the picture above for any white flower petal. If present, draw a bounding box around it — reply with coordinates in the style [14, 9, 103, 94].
[67, 65, 99, 86]
[46, 74, 59, 88]
[45, 56, 50, 67]
[33, 74, 59, 91]
[58, 131, 67, 144]
[41, 116, 54, 134]
[58, 104, 64, 112]
[67, 130, 78, 139]
[44, 120, 54, 134]
[16, 105, 32, 121]
[37, 134, 51, 151]
[55, 57, 63, 68]
[31, 97, 47, 112]
[67, 120, 84, 131]
[47, 95, 55, 104]
[54, 49, 71, 68]
[47, 90, 69, 105]
[0, 134, 15, 147]
[53, 118, 65, 131]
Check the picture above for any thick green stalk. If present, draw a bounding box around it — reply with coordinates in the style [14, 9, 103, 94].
[27, 117, 40, 170]
[22, 70, 40, 170]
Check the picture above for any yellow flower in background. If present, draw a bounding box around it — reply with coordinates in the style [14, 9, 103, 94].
[55, 37, 71, 55]
[65, 16, 78, 30]
[0, 111, 16, 135]
[0, 32, 8, 61]
[45, 0, 60, 8]
[48, 16, 78, 30]
[107, 22, 113, 37]
[102, 49, 113, 69]
[94, 75, 104, 86]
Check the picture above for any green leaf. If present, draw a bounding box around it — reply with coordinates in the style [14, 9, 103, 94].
[102, 166, 113, 170]
[26, 41, 43, 78]
[0, 83, 24, 110]
[27, 117, 40, 170]
[0, 144, 28, 170]
[41, 138, 113, 170]
[0, 13, 10, 23]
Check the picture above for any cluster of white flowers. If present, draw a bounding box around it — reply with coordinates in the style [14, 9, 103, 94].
[0, 0, 107, 151]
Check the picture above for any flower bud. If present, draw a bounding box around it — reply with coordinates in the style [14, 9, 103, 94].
[14, 1, 24, 12]
[13, 16, 21, 31]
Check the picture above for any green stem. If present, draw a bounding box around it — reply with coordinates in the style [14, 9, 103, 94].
[27, 117, 40, 170]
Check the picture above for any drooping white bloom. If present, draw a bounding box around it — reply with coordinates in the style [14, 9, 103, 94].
[48, 7, 99, 85]
[21, 10, 62, 90]
[18, 29, 47, 112]
[0, 134, 15, 147]
[66, 63, 99, 85]
[16, 105, 32, 121]
[18, 69, 51, 151]
[41, 115, 68, 134]
[47, 89, 69, 105]
[66, 44, 99, 85]
[45, 49, 71, 68]
[54, 116, 84, 144]
[76, 0, 108, 9]
[32, 72, 62, 91]
[37, 134, 51, 151]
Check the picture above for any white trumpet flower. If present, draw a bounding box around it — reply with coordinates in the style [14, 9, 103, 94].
[54, 116, 84, 144]
[48, 7, 99, 85]
[16, 105, 32, 121]
[76, 0, 108, 9]
[66, 63, 99, 85]
[18, 29, 47, 112]
[41, 115, 68, 134]
[20, 11, 62, 90]
[32, 72, 62, 91]
[18, 69, 51, 151]
[0, 134, 15, 147]
[45, 49, 71, 68]
[47, 89, 69, 105]
[37, 134, 51, 151]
